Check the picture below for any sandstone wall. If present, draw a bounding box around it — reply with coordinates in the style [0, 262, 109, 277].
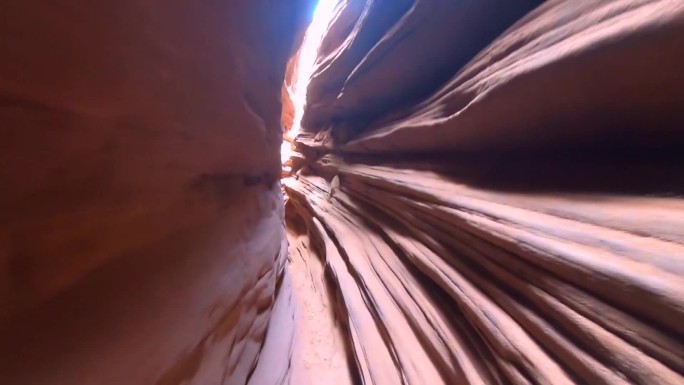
[0, 1, 314, 384]
[286, 0, 684, 384]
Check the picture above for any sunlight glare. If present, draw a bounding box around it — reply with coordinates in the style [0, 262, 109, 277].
[281, 0, 338, 165]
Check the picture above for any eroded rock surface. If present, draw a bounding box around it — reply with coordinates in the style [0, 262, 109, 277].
[1, 0, 684, 384]
[0, 1, 313, 384]
[285, 0, 684, 384]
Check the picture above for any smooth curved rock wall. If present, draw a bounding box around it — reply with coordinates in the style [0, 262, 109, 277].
[0, 1, 313, 384]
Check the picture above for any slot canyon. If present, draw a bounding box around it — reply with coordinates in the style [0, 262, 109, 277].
[2, 0, 684, 384]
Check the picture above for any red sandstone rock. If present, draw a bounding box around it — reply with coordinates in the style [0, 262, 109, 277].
[0, 1, 314, 384]
[2, 0, 684, 384]
[284, 0, 684, 384]
[344, 0, 684, 154]
[301, 0, 543, 134]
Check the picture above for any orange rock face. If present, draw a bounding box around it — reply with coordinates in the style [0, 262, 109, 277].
[284, 0, 684, 384]
[2, 0, 684, 384]
[0, 1, 314, 384]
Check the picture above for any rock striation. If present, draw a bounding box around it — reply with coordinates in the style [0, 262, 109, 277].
[1, 0, 683, 384]
[284, 0, 684, 384]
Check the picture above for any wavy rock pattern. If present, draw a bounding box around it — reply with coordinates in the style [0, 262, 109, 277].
[1, 0, 683, 384]
[344, 0, 684, 154]
[284, 0, 684, 384]
[285, 163, 684, 384]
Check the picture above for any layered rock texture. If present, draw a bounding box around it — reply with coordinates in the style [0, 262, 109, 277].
[284, 0, 684, 384]
[1, 0, 683, 384]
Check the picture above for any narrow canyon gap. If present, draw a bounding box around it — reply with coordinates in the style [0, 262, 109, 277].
[2, 1, 684, 385]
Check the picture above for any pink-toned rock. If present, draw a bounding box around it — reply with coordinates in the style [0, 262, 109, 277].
[2, 0, 684, 384]
[301, 0, 543, 134]
[0, 1, 313, 384]
[284, 1, 684, 384]
[344, 0, 684, 154]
